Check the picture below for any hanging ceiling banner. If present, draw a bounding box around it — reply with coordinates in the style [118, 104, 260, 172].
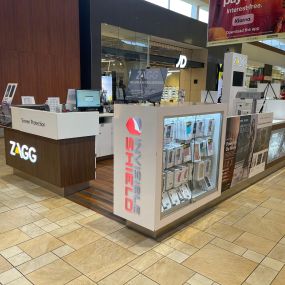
[208, 0, 285, 46]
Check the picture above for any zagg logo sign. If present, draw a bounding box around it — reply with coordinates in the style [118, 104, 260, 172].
[124, 117, 142, 215]
[10, 141, 37, 163]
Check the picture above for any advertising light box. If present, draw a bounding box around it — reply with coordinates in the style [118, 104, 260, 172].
[208, 0, 285, 46]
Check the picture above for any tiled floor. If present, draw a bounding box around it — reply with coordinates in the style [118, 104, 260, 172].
[1, 138, 285, 285]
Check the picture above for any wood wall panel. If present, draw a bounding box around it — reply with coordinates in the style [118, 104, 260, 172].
[0, 0, 81, 104]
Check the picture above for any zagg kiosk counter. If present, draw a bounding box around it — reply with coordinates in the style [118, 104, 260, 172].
[4, 107, 99, 196]
[114, 103, 227, 235]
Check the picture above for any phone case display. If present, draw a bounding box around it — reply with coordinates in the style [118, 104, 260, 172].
[114, 103, 226, 232]
[162, 113, 223, 215]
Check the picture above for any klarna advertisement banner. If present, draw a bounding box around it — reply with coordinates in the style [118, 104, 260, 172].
[208, 0, 285, 46]
[222, 113, 273, 192]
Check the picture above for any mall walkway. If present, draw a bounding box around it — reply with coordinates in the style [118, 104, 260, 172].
[0, 138, 285, 285]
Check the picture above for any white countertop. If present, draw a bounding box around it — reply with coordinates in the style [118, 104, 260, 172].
[11, 107, 100, 140]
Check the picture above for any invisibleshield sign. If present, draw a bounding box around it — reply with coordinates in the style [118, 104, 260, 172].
[208, 0, 285, 46]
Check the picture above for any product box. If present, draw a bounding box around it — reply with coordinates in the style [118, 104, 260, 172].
[168, 188, 181, 206]
[165, 170, 174, 190]
[162, 172, 166, 192]
[162, 150, 166, 169]
[192, 141, 201, 162]
[204, 118, 215, 136]
[195, 119, 205, 137]
[206, 138, 214, 156]
[183, 144, 192, 163]
[179, 184, 192, 200]
[175, 146, 183, 165]
[161, 191, 172, 211]
[165, 147, 175, 168]
[204, 159, 212, 177]
[188, 163, 193, 181]
[199, 139, 207, 157]
[164, 122, 175, 145]
[181, 165, 189, 183]
[193, 161, 205, 181]
[173, 167, 183, 188]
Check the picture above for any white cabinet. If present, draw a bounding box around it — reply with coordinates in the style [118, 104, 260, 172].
[96, 114, 114, 158]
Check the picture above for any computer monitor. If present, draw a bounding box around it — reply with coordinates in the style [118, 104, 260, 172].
[76, 90, 101, 109]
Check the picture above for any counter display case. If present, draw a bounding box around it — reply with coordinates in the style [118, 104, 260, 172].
[162, 113, 223, 216]
[114, 103, 227, 233]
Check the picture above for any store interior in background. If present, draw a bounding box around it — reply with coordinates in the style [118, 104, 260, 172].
[101, 24, 208, 103]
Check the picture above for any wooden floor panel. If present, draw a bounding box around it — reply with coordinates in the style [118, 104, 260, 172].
[68, 158, 124, 223]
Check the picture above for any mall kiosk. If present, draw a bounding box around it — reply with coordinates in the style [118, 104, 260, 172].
[114, 103, 227, 235]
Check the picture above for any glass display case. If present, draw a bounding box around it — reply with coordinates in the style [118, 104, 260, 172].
[114, 103, 227, 233]
[268, 127, 285, 163]
[161, 113, 223, 216]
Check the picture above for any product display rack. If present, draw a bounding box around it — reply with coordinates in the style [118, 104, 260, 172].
[162, 112, 223, 216]
[114, 103, 227, 233]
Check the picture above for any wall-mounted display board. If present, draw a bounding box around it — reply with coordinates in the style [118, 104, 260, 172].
[208, 0, 285, 46]
[222, 112, 273, 192]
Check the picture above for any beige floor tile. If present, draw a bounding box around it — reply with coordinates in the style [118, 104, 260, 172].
[1, 197, 35, 209]
[210, 237, 247, 256]
[128, 238, 158, 255]
[260, 198, 285, 213]
[0, 246, 22, 259]
[153, 244, 174, 256]
[56, 214, 85, 227]
[20, 223, 46, 238]
[219, 205, 256, 225]
[59, 227, 101, 250]
[261, 257, 284, 271]
[34, 218, 52, 228]
[268, 244, 285, 263]
[27, 259, 81, 285]
[250, 207, 270, 218]
[187, 273, 213, 285]
[8, 252, 31, 267]
[0, 256, 12, 274]
[106, 228, 146, 249]
[0, 268, 22, 284]
[243, 250, 265, 263]
[0, 229, 30, 251]
[263, 210, 285, 228]
[49, 223, 82, 238]
[126, 274, 158, 285]
[0, 206, 10, 214]
[175, 227, 215, 249]
[234, 214, 284, 242]
[7, 276, 33, 285]
[19, 233, 64, 258]
[191, 213, 222, 231]
[40, 197, 72, 209]
[271, 267, 285, 285]
[63, 238, 136, 282]
[17, 252, 59, 275]
[128, 250, 163, 272]
[144, 257, 194, 285]
[183, 244, 257, 285]
[279, 237, 285, 245]
[234, 232, 276, 255]
[206, 222, 244, 242]
[41, 222, 61, 232]
[163, 238, 198, 256]
[52, 244, 75, 257]
[246, 265, 278, 285]
[98, 265, 138, 285]
[0, 207, 41, 233]
[64, 203, 88, 213]
[80, 209, 97, 218]
[42, 207, 76, 222]
[81, 216, 125, 236]
[167, 250, 189, 263]
[67, 275, 96, 285]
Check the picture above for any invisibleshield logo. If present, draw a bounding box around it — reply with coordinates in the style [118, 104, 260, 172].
[126, 117, 142, 136]
[10, 141, 37, 163]
[124, 117, 142, 215]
